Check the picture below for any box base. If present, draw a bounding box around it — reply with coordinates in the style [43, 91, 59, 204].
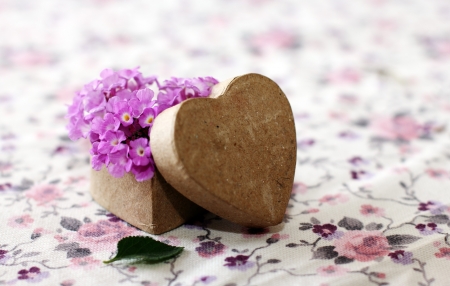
[90, 168, 204, 234]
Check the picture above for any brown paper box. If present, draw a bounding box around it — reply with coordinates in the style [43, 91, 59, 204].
[90, 168, 204, 234]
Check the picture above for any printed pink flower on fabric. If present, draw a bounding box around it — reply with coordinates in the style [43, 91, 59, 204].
[69, 256, 101, 270]
[360, 204, 385, 217]
[334, 231, 390, 262]
[435, 247, 450, 260]
[195, 241, 226, 258]
[372, 115, 421, 141]
[316, 265, 349, 277]
[26, 184, 63, 206]
[292, 182, 308, 194]
[76, 220, 136, 248]
[319, 193, 349, 205]
[7, 214, 34, 228]
[426, 168, 450, 179]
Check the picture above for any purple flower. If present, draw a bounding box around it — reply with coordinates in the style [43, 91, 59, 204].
[91, 114, 120, 139]
[97, 130, 126, 154]
[129, 138, 151, 166]
[418, 201, 447, 214]
[224, 255, 255, 271]
[348, 156, 366, 166]
[139, 108, 156, 129]
[106, 213, 122, 222]
[418, 201, 434, 211]
[118, 67, 141, 80]
[158, 76, 218, 104]
[91, 142, 108, 171]
[157, 90, 178, 107]
[416, 223, 441, 235]
[198, 276, 217, 284]
[195, 241, 226, 258]
[82, 89, 106, 120]
[66, 67, 219, 182]
[0, 249, 7, 261]
[388, 250, 414, 265]
[17, 267, 50, 282]
[113, 101, 133, 126]
[67, 113, 90, 140]
[129, 89, 155, 117]
[0, 183, 12, 191]
[297, 139, 315, 149]
[312, 224, 339, 239]
[134, 73, 157, 87]
[101, 71, 126, 92]
[108, 145, 132, 177]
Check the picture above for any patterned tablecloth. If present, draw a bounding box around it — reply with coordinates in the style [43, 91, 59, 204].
[2, 0, 450, 285]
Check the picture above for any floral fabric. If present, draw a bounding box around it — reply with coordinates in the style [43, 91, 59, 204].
[2, 0, 450, 285]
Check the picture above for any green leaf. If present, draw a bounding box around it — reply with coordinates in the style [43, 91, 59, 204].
[103, 236, 184, 264]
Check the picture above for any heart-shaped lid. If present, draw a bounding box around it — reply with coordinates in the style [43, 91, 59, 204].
[150, 73, 296, 228]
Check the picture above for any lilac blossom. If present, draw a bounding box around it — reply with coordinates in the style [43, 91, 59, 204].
[139, 108, 156, 129]
[66, 67, 218, 181]
[129, 138, 151, 166]
[114, 101, 134, 126]
[90, 142, 108, 171]
[108, 145, 132, 177]
[97, 130, 126, 154]
[129, 89, 155, 117]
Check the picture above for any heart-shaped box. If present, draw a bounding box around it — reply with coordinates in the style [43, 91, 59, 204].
[90, 73, 296, 233]
[151, 73, 296, 228]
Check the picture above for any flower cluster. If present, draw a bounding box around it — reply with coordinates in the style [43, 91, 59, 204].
[66, 67, 218, 181]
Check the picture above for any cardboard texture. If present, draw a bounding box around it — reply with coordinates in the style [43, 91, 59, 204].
[90, 168, 204, 234]
[151, 73, 297, 228]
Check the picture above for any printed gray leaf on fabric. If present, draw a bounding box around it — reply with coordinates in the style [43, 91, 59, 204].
[60, 217, 83, 231]
[299, 223, 313, 230]
[426, 215, 449, 224]
[334, 256, 354, 264]
[21, 252, 40, 258]
[310, 217, 321, 225]
[365, 222, 383, 231]
[338, 217, 364, 230]
[67, 248, 91, 258]
[313, 246, 338, 260]
[386, 235, 421, 246]
[55, 242, 80, 251]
